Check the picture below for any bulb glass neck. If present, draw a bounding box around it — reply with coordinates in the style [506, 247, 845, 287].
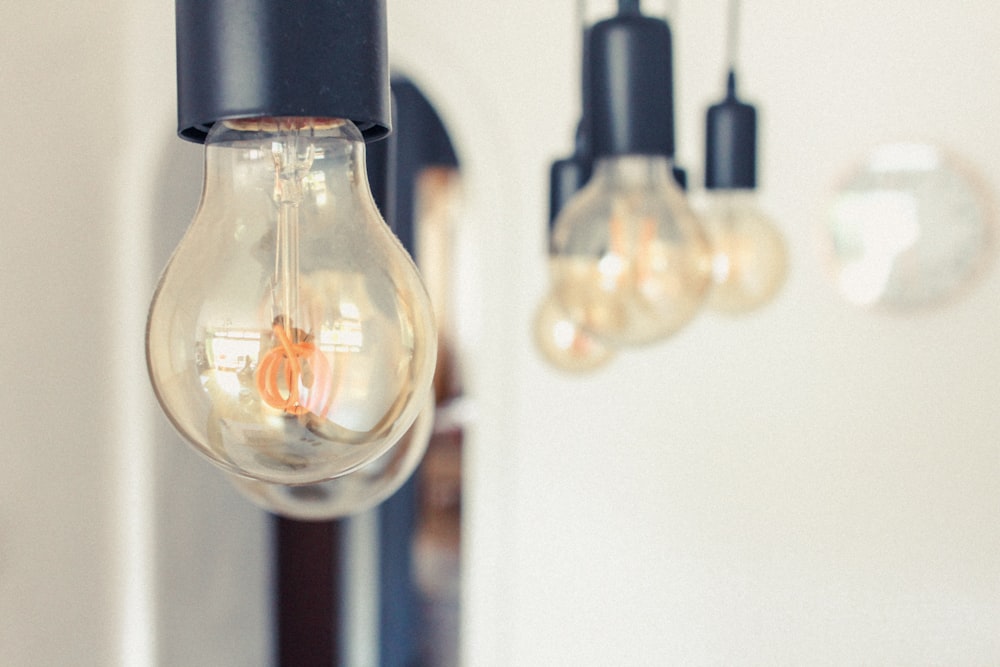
[591, 154, 674, 187]
[207, 116, 361, 144]
[201, 117, 370, 200]
[221, 117, 348, 133]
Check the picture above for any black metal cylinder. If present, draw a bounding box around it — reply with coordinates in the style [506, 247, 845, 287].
[586, 13, 675, 158]
[549, 156, 591, 230]
[549, 120, 593, 229]
[705, 73, 758, 189]
[175, 0, 391, 144]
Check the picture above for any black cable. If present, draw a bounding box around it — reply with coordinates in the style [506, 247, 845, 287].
[618, 0, 641, 15]
[725, 0, 741, 84]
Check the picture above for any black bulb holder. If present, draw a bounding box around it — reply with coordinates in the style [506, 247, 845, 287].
[548, 156, 590, 232]
[175, 0, 391, 144]
[549, 121, 593, 230]
[705, 71, 758, 189]
[586, 9, 675, 159]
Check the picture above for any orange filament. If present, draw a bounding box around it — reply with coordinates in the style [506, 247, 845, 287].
[634, 217, 657, 282]
[609, 215, 657, 283]
[256, 321, 332, 416]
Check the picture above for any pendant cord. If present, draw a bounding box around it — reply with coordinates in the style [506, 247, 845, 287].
[575, 0, 587, 116]
[618, 0, 641, 15]
[725, 0, 741, 93]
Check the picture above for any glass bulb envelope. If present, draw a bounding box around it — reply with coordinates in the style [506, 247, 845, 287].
[147, 118, 437, 485]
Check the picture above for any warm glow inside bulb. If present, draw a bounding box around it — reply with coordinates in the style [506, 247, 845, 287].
[146, 117, 437, 485]
[532, 292, 615, 373]
[550, 155, 711, 346]
[701, 190, 788, 315]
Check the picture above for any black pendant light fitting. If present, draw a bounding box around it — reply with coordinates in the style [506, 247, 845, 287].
[587, 0, 676, 160]
[175, 0, 391, 143]
[705, 0, 758, 189]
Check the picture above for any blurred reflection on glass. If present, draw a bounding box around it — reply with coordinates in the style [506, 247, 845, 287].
[825, 143, 993, 310]
[227, 397, 434, 520]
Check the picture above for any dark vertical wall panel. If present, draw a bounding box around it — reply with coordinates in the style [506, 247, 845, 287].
[275, 519, 341, 667]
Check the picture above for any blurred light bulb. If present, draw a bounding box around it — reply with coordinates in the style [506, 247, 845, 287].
[532, 292, 615, 372]
[550, 155, 712, 346]
[147, 117, 437, 485]
[701, 190, 787, 314]
[535, 142, 615, 372]
[228, 396, 434, 520]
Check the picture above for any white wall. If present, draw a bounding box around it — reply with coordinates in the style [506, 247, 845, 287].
[0, 2, 270, 665]
[0, 1, 996, 666]
[388, 2, 1000, 664]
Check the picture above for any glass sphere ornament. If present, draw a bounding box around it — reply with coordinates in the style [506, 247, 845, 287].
[146, 117, 437, 485]
[228, 396, 435, 520]
[824, 142, 993, 311]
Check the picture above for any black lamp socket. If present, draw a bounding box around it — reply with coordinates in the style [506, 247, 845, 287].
[704, 73, 758, 189]
[586, 12, 676, 159]
[175, 0, 391, 144]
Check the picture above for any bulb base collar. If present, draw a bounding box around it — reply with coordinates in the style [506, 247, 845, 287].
[175, 0, 391, 144]
[549, 156, 592, 232]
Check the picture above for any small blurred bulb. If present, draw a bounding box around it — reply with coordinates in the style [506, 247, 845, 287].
[532, 293, 615, 372]
[535, 138, 617, 372]
[549, 8, 711, 347]
[703, 61, 786, 315]
[701, 190, 787, 314]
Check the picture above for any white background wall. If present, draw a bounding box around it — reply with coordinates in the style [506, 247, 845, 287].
[0, 1, 997, 666]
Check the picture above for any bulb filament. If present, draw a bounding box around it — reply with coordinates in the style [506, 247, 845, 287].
[256, 318, 333, 416]
[609, 214, 657, 284]
[256, 123, 331, 416]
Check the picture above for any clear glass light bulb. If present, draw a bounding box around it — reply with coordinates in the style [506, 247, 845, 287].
[532, 291, 615, 372]
[227, 396, 434, 520]
[146, 117, 437, 486]
[701, 190, 788, 315]
[550, 155, 712, 346]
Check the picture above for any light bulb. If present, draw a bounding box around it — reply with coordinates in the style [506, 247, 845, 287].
[537, 141, 613, 372]
[532, 292, 614, 372]
[228, 396, 434, 520]
[550, 155, 712, 346]
[147, 117, 437, 485]
[701, 190, 787, 314]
